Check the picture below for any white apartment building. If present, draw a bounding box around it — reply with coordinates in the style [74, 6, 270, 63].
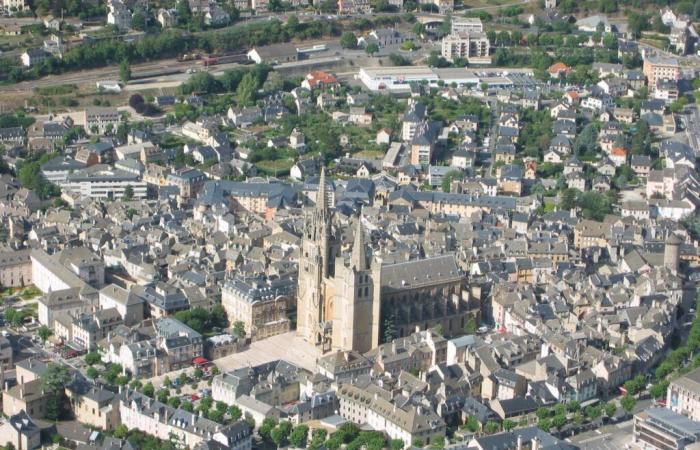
[451, 17, 483, 34]
[99, 284, 145, 325]
[1, 0, 29, 14]
[440, 33, 491, 63]
[62, 165, 147, 200]
[338, 383, 446, 446]
[83, 107, 121, 135]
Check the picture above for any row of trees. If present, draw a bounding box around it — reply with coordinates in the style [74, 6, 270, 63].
[260, 420, 403, 450]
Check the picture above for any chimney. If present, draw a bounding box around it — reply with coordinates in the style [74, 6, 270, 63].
[532, 437, 540, 450]
[20, 387, 24, 399]
[4, 381, 8, 392]
[517, 435, 522, 450]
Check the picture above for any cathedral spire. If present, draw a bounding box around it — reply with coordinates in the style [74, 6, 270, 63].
[317, 166, 327, 212]
[351, 214, 367, 271]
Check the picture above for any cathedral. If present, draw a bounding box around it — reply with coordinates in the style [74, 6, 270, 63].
[297, 169, 479, 354]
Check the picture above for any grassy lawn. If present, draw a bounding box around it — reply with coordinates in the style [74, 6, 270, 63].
[355, 149, 385, 159]
[255, 159, 294, 176]
[640, 37, 669, 50]
[19, 285, 41, 300]
[0, 287, 23, 298]
[462, 0, 512, 7]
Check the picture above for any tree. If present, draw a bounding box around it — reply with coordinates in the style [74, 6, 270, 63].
[650, 380, 670, 399]
[340, 32, 357, 49]
[131, 8, 146, 30]
[567, 400, 580, 412]
[309, 429, 327, 449]
[538, 418, 552, 431]
[37, 325, 52, 344]
[484, 421, 500, 434]
[430, 435, 445, 450]
[259, 417, 277, 441]
[536, 407, 551, 420]
[194, 367, 204, 379]
[43, 363, 70, 420]
[503, 419, 516, 431]
[624, 375, 646, 396]
[441, 170, 464, 193]
[181, 401, 194, 412]
[163, 376, 172, 388]
[142, 382, 155, 398]
[113, 424, 129, 439]
[119, 59, 131, 84]
[585, 405, 602, 419]
[236, 72, 258, 107]
[604, 402, 617, 418]
[5, 308, 23, 328]
[560, 188, 577, 211]
[177, 0, 192, 24]
[464, 317, 478, 334]
[271, 421, 293, 447]
[123, 185, 134, 201]
[262, 71, 284, 93]
[552, 414, 567, 429]
[180, 72, 221, 95]
[168, 397, 182, 408]
[228, 405, 242, 421]
[232, 321, 246, 338]
[389, 53, 411, 66]
[209, 409, 225, 423]
[390, 439, 404, 450]
[412, 21, 424, 36]
[87, 366, 99, 379]
[365, 42, 379, 55]
[574, 123, 599, 156]
[464, 416, 479, 432]
[620, 395, 636, 416]
[157, 390, 169, 403]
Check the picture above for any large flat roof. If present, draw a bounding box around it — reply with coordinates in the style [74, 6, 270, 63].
[360, 66, 436, 77]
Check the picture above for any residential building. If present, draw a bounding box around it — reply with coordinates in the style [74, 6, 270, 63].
[643, 56, 680, 89]
[82, 107, 121, 135]
[221, 274, 293, 341]
[441, 33, 490, 64]
[0, 250, 31, 288]
[0, 411, 40, 450]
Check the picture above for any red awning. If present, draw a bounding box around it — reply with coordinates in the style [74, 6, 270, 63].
[192, 357, 209, 365]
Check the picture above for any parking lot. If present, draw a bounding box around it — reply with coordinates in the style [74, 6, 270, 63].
[569, 421, 635, 450]
[147, 331, 320, 386]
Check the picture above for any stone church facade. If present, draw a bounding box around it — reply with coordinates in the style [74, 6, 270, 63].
[297, 169, 478, 353]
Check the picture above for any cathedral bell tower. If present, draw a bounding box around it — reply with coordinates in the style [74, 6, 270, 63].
[297, 168, 338, 349]
[331, 215, 380, 353]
